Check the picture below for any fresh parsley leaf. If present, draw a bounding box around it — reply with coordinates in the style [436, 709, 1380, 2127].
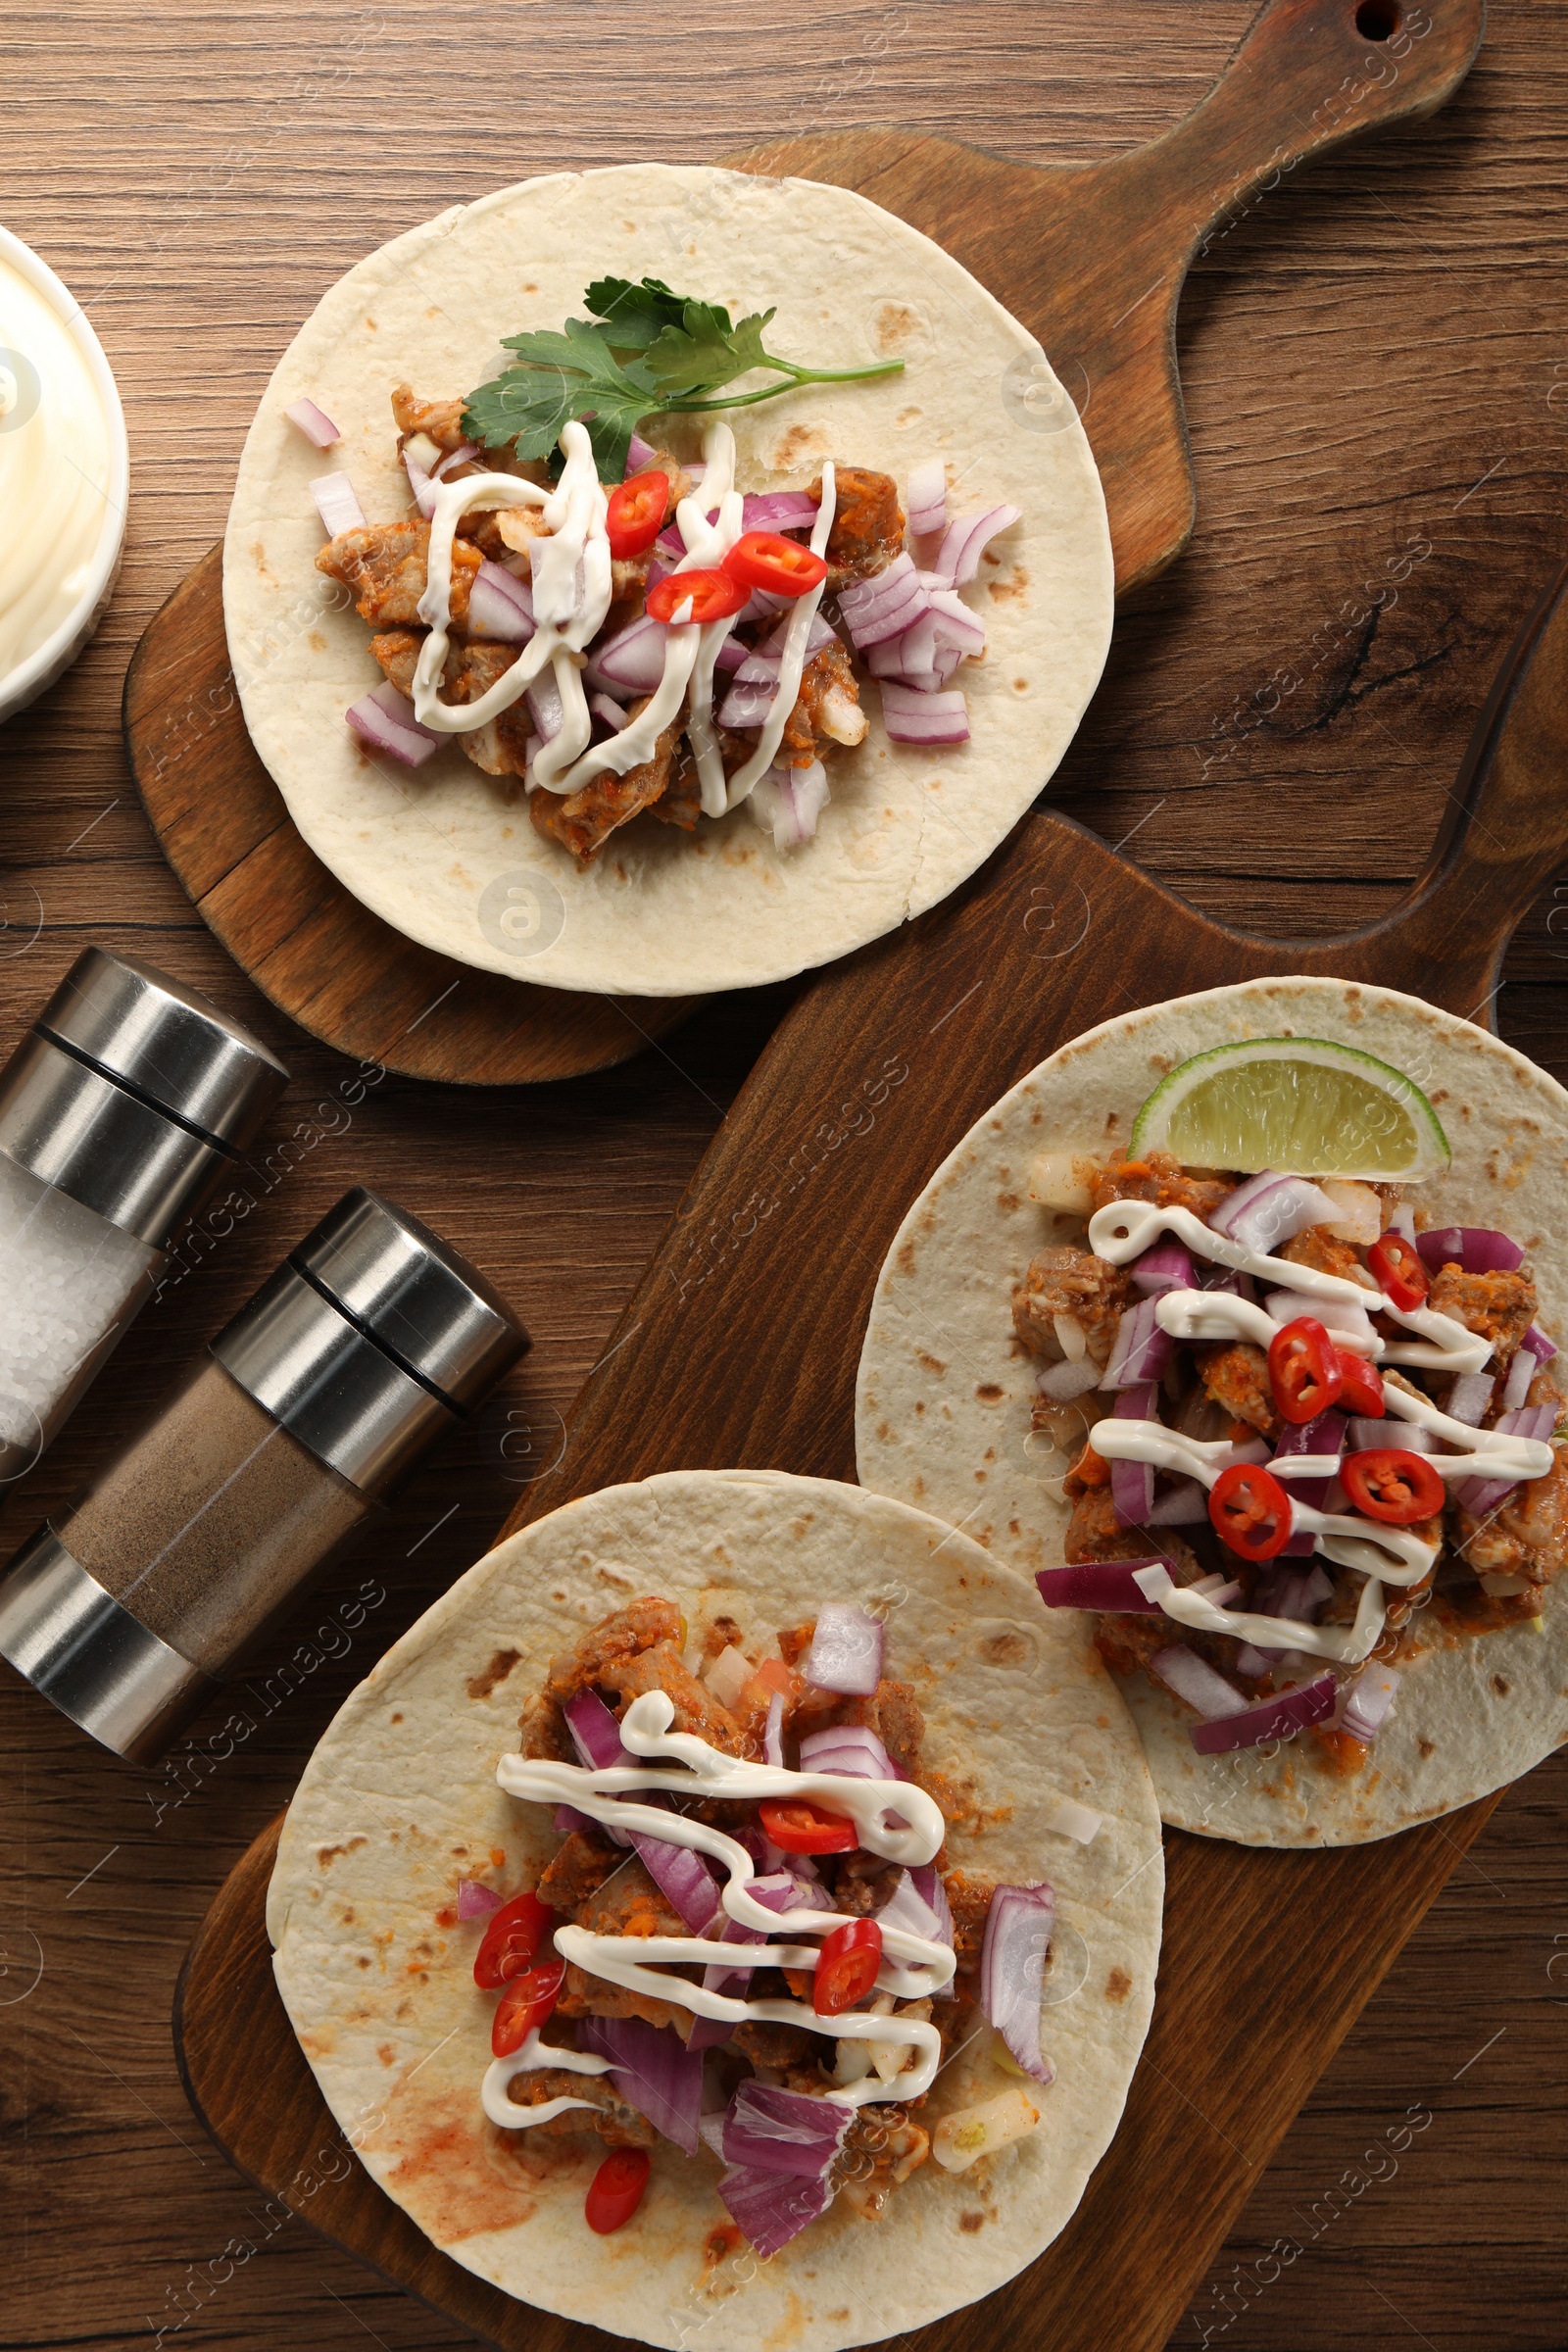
[641, 305, 777, 399]
[583, 274, 695, 351]
[466, 279, 904, 481]
[465, 318, 654, 480]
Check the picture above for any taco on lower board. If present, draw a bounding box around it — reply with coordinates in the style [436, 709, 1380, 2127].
[223, 163, 1112, 999]
[856, 978, 1568, 1846]
[268, 1472, 1161, 2351]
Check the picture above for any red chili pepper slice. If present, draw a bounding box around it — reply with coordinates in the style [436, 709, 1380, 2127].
[606, 469, 669, 561]
[491, 1955, 566, 2056]
[473, 1890, 555, 1989]
[1367, 1232, 1429, 1312]
[585, 2145, 652, 2234]
[1334, 1348, 1386, 1418]
[812, 1919, 883, 2016]
[1342, 1448, 1445, 1525]
[758, 1797, 858, 1855]
[721, 530, 829, 600]
[1267, 1317, 1345, 1425]
[1208, 1462, 1294, 1561]
[645, 567, 750, 625]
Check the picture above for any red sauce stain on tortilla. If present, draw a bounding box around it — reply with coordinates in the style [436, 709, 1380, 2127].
[467, 1646, 522, 1701]
[1105, 1967, 1132, 2003]
[384, 2090, 545, 2241]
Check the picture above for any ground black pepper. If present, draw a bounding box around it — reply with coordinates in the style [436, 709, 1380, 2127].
[56, 1355, 374, 1673]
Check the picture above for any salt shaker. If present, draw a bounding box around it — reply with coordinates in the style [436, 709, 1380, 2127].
[0, 948, 288, 1482]
[0, 1188, 527, 1761]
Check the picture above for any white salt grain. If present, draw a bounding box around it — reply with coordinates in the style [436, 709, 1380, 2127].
[0, 1147, 159, 1462]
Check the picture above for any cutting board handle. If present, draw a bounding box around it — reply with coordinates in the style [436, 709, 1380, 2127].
[1128, 0, 1487, 245]
[1296, 548, 1568, 1016]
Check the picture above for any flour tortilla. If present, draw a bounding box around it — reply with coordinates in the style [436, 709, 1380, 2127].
[224, 164, 1112, 999]
[855, 978, 1568, 1846]
[267, 1471, 1162, 2350]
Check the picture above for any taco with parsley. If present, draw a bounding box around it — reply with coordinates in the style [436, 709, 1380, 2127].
[267, 1472, 1161, 2349]
[223, 163, 1112, 999]
[856, 978, 1568, 1845]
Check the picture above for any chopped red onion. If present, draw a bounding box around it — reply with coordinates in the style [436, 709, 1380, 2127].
[805, 1603, 883, 1695]
[345, 681, 440, 768]
[1388, 1200, 1417, 1242]
[837, 551, 917, 627]
[909, 1864, 956, 1951]
[1347, 1416, 1434, 1455]
[1148, 1476, 1209, 1525]
[403, 446, 439, 519]
[1523, 1324, 1557, 1364]
[589, 691, 627, 733]
[798, 1723, 896, 1780]
[1149, 1643, 1248, 1718]
[877, 1868, 945, 1945]
[1101, 1297, 1173, 1389]
[714, 635, 747, 673]
[466, 560, 535, 643]
[842, 571, 934, 651]
[1338, 1661, 1401, 1742]
[932, 503, 1023, 587]
[1128, 1239, 1196, 1297]
[631, 1825, 719, 1932]
[923, 582, 987, 655]
[1445, 1372, 1494, 1427]
[758, 612, 839, 665]
[718, 675, 777, 729]
[311, 471, 367, 536]
[721, 2080, 853, 2180]
[582, 612, 667, 691]
[1415, 1226, 1524, 1275]
[1502, 1344, 1538, 1412]
[625, 431, 661, 477]
[285, 397, 341, 450]
[1271, 1411, 1346, 1555]
[1037, 1357, 1102, 1402]
[1035, 1562, 1166, 1613]
[1455, 1402, 1557, 1514]
[1233, 1642, 1277, 1679]
[906, 457, 948, 538]
[554, 1803, 600, 1836]
[1251, 1563, 1333, 1622]
[577, 2017, 704, 2155]
[742, 490, 820, 533]
[431, 441, 478, 480]
[1190, 1671, 1338, 1754]
[763, 1690, 784, 1768]
[455, 1879, 503, 1921]
[526, 668, 564, 747]
[718, 2164, 834, 2257]
[1108, 1382, 1157, 1526]
[1212, 1174, 1336, 1256]
[752, 760, 830, 850]
[978, 1884, 1055, 2084]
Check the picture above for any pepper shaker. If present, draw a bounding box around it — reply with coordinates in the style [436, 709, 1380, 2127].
[0, 1188, 527, 1761]
[0, 948, 288, 1482]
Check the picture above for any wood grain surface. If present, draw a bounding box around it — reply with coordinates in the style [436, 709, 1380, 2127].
[3, 5, 1566, 2351]
[124, 0, 1486, 1085]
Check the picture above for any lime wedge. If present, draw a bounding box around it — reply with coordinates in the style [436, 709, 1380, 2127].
[1130, 1037, 1450, 1180]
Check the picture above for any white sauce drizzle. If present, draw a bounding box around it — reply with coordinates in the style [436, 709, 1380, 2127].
[482, 1690, 951, 2132]
[1084, 1197, 1556, 1668]
[407, 418, 839, 818]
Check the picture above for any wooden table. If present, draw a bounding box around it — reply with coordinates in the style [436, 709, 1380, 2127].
[2, 5, 1564, 2347]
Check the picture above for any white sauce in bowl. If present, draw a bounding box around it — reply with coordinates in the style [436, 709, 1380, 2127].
[0, 231, 125, 713]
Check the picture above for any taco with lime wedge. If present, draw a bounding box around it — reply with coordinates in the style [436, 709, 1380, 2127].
[856, 978, 1568, 1846]
[223, 163, 1112, 999]
[267, 1473, 1161, 2350]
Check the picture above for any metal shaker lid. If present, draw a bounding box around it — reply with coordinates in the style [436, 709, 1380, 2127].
[213, 1189, 527, 1494]
[291, 1188, 525, 1410]
[35, 947, 288, 1149]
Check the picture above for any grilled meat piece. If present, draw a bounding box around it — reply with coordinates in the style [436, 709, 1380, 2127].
[730, 2020, 822, 2072]
[831, 1850, 900, 1917]
[782, 642, 866, 764]
[1281, 1226, 1363, 1281]
[599, 1641, 745, 1754]
[392, 383, 472, 453]
[544, 1598, 682, 1709]
[811, 466, 905, 587]
[556, 1858, 693, 2031]
[1012, 1245, 1129, 1367]
[1089, 1151, 1236, 1223]
[318, 520, 481, 629]
[645, 738, 705, 831]
[1429, 1264, 1538, 1368]
[529, 700, 683, 865]
[943, 1870, 1000, 1972]
[536, 1830, 623, 1916]
[369, 627, 515, 705]
[503, 2066, 659, 2146]
[1452, 1432, 1568, 1591]
[1195, 1340, 1283, 1440]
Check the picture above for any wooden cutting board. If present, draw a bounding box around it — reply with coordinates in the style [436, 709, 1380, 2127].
[172, 6, 1554, 2348]
[123, 0, 1484, 1084]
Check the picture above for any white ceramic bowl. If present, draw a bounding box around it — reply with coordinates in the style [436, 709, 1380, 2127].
[0, 224, 129, 724]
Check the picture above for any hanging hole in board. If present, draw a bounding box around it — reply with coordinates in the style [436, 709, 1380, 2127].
[1354, 0, 1400, 38]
